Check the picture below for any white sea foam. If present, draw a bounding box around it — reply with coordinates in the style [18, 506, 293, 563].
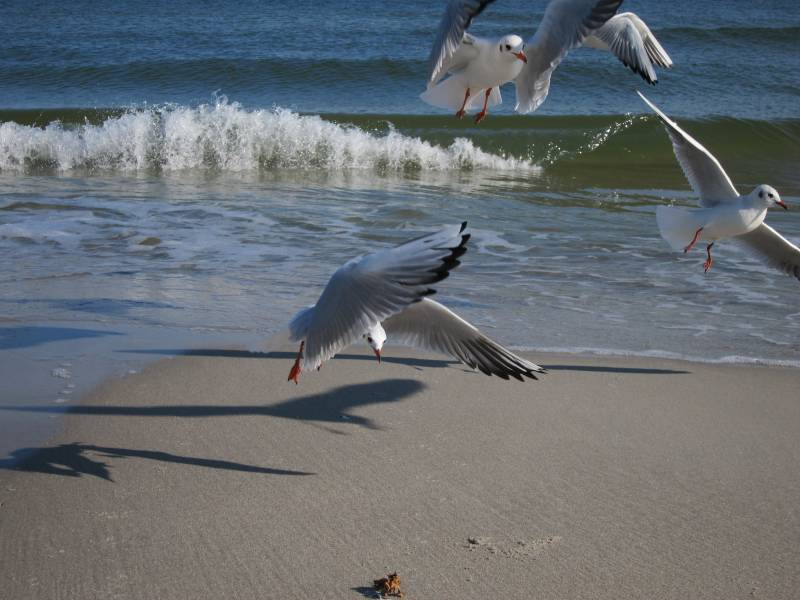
[0, 100, 538, 174]
[511, 345, 800, 369]
[51, 367, 71, 379]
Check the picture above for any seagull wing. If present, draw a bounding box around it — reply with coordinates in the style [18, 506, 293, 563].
[431, 33, 483, 86]
[383, 298, 545, 381]
[586, 12, 670, 84]
[631, 12, 673, 69]
[735, 223, 800, 281]
[514, 0, 623, 114]
[638, 91, 739, 207]
[427, 0, 498, 87]
[301, 223, 471, 370]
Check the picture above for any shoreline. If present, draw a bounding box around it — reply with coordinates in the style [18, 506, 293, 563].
[1, 346, 799, 598]
[4, 323, 799, 464]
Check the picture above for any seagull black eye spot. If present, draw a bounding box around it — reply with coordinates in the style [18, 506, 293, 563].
[367, 337, 373, 343]
[505, 44, 511, 50]
[768, 192, 774, 198]
[759, 191, 764, 198]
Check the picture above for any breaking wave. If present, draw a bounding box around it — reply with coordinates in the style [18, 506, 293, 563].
[0, 99, 537, 174]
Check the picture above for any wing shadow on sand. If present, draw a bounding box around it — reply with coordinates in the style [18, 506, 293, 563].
[0, 379, 427, 431]
[121, 348, 452, 369]
[0, 442, 313, 482]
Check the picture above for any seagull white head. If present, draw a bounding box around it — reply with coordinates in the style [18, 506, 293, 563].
[363, 323, 386, 363]
[498, 34, 527, 63]
[754, 184, 787, 210]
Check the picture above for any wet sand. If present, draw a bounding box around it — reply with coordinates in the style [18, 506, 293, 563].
[1, 347, 799, 599]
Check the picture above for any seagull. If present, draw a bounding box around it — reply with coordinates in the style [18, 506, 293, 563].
[639, 91, 799, 280]
[286, 223, 545, 383]
[422, 0, 671, 120]
[421, 31, 528, 123]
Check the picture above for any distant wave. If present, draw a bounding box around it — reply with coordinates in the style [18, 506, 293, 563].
[659, 25, 800, 40]
[0, 100, 537, 174]
[0, 57, 422, 87]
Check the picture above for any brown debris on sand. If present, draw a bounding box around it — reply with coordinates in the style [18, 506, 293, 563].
[373, 571, 404, 597]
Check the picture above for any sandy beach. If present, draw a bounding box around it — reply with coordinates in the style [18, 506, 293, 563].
[1, 347, 799, 599]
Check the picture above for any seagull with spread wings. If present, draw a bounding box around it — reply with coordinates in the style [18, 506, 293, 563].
[422, 0, 672, 121]
[640, 92, 799, 280]
[285, 223, 545, 383]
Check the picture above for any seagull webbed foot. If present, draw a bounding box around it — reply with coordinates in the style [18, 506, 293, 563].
[287, 341, 304, 384]
[703, 242, 714, 273]
[684, 227, 704, 253]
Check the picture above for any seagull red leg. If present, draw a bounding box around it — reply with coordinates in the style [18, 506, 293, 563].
[455, 88, 470, 119]
[287, 341, 304, 384]
[703, 242, 714, 272]
[684, 227, 703, 253]
[474, 89, 492, 123]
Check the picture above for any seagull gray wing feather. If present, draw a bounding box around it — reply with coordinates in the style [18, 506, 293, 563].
[638, 91, 739, 207]
[585, 12, 669, 84]
[427, 0, 498, 86]
[635, 14, 673, 69]
[735, 223, 800, 281]
[430, 33, 482, 86]
[383, 298, 545, 381]
[295, 224, 471, 370]
[515, 0, 623, 113]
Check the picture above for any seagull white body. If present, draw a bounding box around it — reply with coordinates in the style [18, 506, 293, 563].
[423, 0, 671, 118]
[639, 91, 799, 280]
[656, 195, 769, 251]
[286, 223, 545, 382]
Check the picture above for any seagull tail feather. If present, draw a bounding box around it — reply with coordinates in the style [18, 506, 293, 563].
[420, 78, 502, 112]
[656, 205, 706, 252]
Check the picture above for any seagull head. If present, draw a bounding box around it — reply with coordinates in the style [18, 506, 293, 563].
[363, 323, 386, 363]
[755, 184, 787, 210]
[498, 35, 527, 64]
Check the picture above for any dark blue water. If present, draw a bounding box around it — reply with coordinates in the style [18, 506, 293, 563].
[1, 0, 798, 118]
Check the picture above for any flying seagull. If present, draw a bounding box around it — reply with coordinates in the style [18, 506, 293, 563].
[640, 91, 799, 280]
[286, 223, 545, 383]
[422, 0, 671, 120]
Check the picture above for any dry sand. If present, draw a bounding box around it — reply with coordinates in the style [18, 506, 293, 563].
[1, 347, 799, 599]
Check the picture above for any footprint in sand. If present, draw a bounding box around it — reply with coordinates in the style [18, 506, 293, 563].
[466, 535, 561, 560]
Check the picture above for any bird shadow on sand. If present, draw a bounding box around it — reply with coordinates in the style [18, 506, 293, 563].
[0, 442, 313, 482]
[121, 348, 453, 369]
[0, 379, 427, 432]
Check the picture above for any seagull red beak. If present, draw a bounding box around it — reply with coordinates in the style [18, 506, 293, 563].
[373, 349, 381, 363]
[514, 51, 527, 63]
[777, 199, 788, 210]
